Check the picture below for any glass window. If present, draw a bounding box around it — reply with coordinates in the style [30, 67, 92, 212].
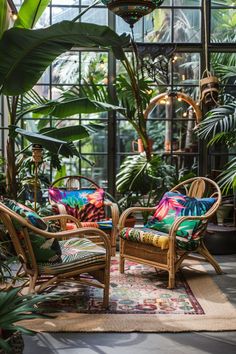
[174, 9, 200, 43]
[211, 6, 236, 43]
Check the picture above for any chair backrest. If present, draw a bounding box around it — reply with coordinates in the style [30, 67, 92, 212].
[0, 200, 62, 272]
[50, 175, 100, 190]
[0, 201, 36, 272]
[48, 175, 106, 222]
[170, 177, 222, 216]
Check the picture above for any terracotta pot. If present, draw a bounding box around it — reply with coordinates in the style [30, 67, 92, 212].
[124, 216, 136, 228]
[132, 138, 153, 153]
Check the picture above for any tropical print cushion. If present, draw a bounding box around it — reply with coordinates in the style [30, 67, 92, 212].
[48, 187, 105, 222]
[119, 227, 169, 249]
[145, 191, 216, 250]
[39, 237, 106, 274]
[1, 199, 62, 263]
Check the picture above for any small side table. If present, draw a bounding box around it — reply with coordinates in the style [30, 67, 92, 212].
[204, 223, 236, 255]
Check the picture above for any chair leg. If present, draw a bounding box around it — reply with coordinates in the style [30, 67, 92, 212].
[198, 242, 223, 274]
[120, 256, 125, 273]
[168, 272, 175, 289]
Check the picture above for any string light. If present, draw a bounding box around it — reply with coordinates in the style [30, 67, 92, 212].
[11, 12, 18, 21]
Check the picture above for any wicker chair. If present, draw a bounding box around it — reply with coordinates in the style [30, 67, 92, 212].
[0, 201, 111, 308]
[48, 175, 119, 256]
[119, 177, 222, 289]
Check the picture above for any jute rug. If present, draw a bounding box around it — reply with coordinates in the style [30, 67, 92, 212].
[20, 258, 236, 332]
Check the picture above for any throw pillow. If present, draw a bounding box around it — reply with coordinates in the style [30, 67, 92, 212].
[145, 191, 216, 249]
[1, 199, 61, 263]
[48, 187, 105, 222]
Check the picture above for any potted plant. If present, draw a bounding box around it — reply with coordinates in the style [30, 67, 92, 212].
[116, 154, 176, 224]
[0, 287, 58, 353]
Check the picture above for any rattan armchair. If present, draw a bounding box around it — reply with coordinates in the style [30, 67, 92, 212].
[48, 175, 119, 256]
[0, 201, 111, 308]
[119, 177, 222, 289]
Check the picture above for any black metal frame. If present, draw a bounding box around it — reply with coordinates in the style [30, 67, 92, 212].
[1, 1, 236, 194]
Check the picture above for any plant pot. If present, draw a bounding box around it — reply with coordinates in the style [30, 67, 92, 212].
[132, 138, 153, 153]
[0, 331, 24, 354]
[124, 216, 136, 228]
[204, 223, 236, 255]
[216, 204, 232, 226]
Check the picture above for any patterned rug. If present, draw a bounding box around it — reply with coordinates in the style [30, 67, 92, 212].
[46, 258, 204, 315]
[20, 257, 236, 332]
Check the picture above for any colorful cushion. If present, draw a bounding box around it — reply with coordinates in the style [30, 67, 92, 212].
[145, 191, 216, 250]
[1, 199, 62, 263]
[48, 187, 105, 222]
[119, 227, 169, 249]
[39, 237, 106, 274]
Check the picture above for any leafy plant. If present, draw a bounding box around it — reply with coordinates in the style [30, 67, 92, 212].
[116, 154, 176, 221]
[0, 288, 58, 353]
[197, 98, 236, 193]
[0, 0, 128, 198]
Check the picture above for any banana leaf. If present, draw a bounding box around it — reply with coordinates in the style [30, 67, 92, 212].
[14, 0, 51, 29]
[0, 0, 8, 39]
[0, 21, 130, 95]
[39, 125, 90, 141]
[15, 128, 76, 157]
[17, 97, 123, 119]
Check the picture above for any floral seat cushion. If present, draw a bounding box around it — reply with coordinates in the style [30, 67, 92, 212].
[39, 237, 106, 274]
[48, 187, 105, 222]
[1, 199, 62, 263]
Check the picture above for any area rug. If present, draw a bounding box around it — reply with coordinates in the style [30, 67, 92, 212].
[20, 258, 236, 332]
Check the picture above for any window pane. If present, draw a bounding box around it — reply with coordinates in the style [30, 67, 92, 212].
[52, 7, 80, 23]
[144, 9, 172, 43]
[81, 52, 108, 84]
[117, 120, 138, 154]
[174, 9, 200, 42]
[174, 0, 201, 6]
[116, 17, 142, 41]
[173, 53, 200, 85]
[52, 51, 80, 85]
[52, 1, 80, 4]
[211, 9, 236, 43]
[81, 8, 108, 25]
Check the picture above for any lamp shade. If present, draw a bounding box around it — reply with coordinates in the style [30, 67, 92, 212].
[101, 0, 164, 27]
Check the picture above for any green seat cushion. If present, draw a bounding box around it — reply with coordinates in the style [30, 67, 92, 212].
[1, 199, 62, 263]
[39, 237, 106, 274]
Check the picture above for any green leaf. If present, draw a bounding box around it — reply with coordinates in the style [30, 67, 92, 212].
[14, 0, 51, 29]
[15, 127, 75, 157]
[0, 21, 129, 95]
[20, 97, 123, 118]
[0, 0, 8, 39]
[39, 125, 90, 141]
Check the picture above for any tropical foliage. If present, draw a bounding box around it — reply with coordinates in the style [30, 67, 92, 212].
[0, 287, 58, 352]
[0, 0, 128, 197]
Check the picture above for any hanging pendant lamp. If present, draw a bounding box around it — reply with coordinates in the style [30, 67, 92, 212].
[101, 0, 164, 27]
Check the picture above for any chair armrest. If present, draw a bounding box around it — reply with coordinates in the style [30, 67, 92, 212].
[168, 215, 209, 247]
[42, 214, 82, 228]
[119, 206, 156, 229]
[104, 199, 119, 225]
